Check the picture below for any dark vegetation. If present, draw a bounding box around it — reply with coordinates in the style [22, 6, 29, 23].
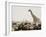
[12, 21, 41, 31]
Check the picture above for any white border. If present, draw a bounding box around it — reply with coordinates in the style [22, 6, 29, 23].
[6, 1, 45, 35]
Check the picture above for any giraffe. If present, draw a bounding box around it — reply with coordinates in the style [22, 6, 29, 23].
[28, 9, 41, 26]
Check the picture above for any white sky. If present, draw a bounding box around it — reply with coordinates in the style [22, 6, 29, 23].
[11, 5, 41, 22]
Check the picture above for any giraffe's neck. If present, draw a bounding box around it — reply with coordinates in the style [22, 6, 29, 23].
[30, 11, 38, 23]
[30, 11, 36, 19]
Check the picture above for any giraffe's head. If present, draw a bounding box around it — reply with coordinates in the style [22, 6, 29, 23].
[28, 9, 32, 14]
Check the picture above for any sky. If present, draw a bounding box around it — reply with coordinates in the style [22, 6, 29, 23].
[11, 5, 41, 22]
